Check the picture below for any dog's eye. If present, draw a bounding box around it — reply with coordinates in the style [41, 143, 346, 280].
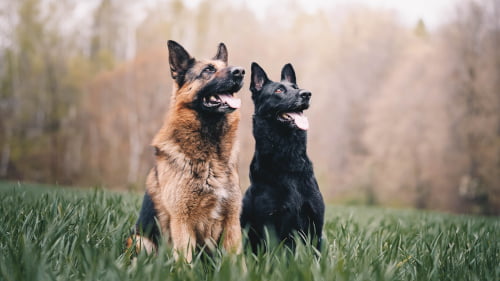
[203, 65, 216, 73]
[275, 87, 285, 94]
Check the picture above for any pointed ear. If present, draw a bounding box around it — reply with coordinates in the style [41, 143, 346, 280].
[280, 63, 296, 84]
[250, 62, 269, 93]
[213, 43, 228, 63]
[167, 40, 194, 84]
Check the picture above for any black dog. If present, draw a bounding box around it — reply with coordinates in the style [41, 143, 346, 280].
[240, 62, 325, 252]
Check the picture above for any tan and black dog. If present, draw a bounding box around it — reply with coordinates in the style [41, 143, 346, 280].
[127, 40, 244, 262]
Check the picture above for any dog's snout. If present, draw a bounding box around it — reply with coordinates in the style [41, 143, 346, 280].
[231, 67, 245, 78]
[300, 90, 311, 99]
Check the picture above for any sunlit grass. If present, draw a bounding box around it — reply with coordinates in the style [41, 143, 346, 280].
[0, 182, 498, 281]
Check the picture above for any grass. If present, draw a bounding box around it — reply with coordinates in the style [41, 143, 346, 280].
[0, 181, 498, 281]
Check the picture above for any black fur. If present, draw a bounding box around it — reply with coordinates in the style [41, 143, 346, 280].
[135, 191, 160, 246]
[240, 62, 325, 252]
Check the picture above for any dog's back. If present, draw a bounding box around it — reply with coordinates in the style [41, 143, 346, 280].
[241, 63, 325, 252]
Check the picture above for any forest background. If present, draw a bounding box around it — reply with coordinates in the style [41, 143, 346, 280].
[1, 0, 499, 215]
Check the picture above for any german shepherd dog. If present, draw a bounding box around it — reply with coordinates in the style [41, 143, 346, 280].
[127, 41, 244, 262]
[240, 62, 325, 252]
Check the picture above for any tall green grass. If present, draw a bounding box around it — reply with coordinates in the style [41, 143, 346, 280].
[0, 182, 498, 281]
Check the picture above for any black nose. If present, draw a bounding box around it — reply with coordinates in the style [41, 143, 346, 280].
[300, 90, 311, 99]
[231, 67, 245, 78]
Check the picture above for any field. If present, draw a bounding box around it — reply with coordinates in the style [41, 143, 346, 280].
[0, 182, 498, 281]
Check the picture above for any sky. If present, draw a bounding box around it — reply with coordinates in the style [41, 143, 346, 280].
[0, 0, 463, 52]
[242, 0, 462, 28]
[72, 0, 463, 31]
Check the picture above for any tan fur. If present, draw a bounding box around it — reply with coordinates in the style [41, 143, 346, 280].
[144, 59, 242, 262]
[126, 235, 157, 254]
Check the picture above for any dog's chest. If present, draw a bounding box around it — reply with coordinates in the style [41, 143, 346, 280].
[260, 189, 302, 217]
[209, 187, 229, 220]
[160, 157, 234, 220]
[196, 163, 232, 220]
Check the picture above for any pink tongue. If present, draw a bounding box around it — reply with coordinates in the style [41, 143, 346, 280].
[287, 112, 309, 130]
[218, 94, 241, 109]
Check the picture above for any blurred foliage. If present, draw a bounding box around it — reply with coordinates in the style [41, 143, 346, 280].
[0, 0, 499, 215]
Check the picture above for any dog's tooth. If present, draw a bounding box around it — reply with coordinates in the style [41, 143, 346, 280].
[209, 96, 218, 102]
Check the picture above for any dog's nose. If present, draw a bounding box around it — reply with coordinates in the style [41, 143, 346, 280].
[300, 90, 311, 99]
[231, 67, 245, 78]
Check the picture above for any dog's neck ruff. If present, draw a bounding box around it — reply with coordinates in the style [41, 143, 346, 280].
[252, 116, 308, 165]
[154, 108, 238, 162]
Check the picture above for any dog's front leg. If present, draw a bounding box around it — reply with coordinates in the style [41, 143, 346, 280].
[222, 214, 242, 254]
[170, 219, 196, 262]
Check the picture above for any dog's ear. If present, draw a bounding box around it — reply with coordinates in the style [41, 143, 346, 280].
[280, 63, 296, 84]
[167, 40, 194, 85]
[213, 43, 228, 63]
[250, 62, 269, 93]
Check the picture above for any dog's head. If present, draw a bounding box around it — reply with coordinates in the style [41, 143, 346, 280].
[168, 40, 244, 114]
[250, 62, 311, 130]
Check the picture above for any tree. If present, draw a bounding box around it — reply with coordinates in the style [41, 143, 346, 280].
[444, 0, 500, 214]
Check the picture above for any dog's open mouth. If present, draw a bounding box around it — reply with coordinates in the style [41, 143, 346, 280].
[279, 111, 309, 130]
[203, 93, 241, 109]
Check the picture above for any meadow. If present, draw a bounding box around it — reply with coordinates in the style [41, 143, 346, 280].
[0, 181, 498, 281]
